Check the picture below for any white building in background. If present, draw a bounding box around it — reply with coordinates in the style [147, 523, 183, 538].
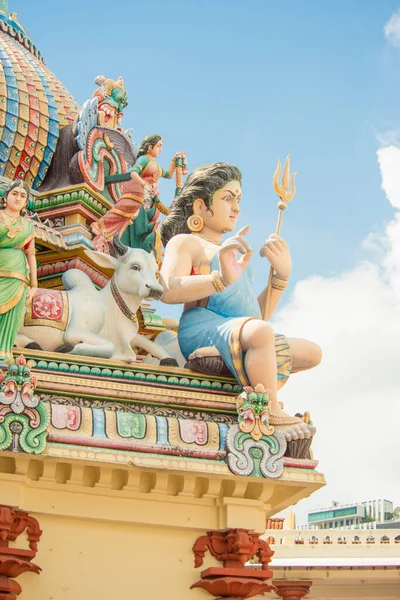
[263, 511, 400, 599]
[307, 499, 394, 529]
[362, 499, 393, 522]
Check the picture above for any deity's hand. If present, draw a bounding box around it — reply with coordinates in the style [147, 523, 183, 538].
[259, 234, 292, 280]
[219, 226, 253, 286]
[26, 287, 37, 304]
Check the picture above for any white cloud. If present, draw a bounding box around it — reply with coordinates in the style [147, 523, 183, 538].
[273, 145, 400, 524]
[377, 145, 400, 209]
[384, 9, 400, 47]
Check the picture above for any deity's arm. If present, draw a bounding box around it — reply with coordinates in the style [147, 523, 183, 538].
[25, 238, 38, 288]
[160, 235, 217, 304]
[257, 286, 283, 322]
[257, 234, 292, 320]
[161, 157, 176, 180]
[105, 155, 149, 187]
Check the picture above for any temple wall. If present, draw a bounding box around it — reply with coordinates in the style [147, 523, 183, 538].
[1, 452, 320, 600]
[19, 515, 211, 600]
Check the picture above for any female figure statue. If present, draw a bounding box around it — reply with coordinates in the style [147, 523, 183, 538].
[92, 134, 184, 253]
[0, 180, 37, 362]
[160, 163, 321, 439]
[126, 134, 180, 211]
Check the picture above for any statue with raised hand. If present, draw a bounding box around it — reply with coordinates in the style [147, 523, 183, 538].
[160, 162, 321, 442]
[92, 134, 187, 255]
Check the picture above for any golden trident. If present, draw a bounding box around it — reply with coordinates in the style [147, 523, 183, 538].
[262, 155, 297, 320]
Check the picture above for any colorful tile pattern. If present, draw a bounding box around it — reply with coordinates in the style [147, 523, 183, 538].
[0, 30, 79, 189]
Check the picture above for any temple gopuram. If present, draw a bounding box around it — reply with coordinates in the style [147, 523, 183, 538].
[0, 4, 326, 599]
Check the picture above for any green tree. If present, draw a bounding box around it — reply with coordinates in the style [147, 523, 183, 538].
[360, 516, 375, 524]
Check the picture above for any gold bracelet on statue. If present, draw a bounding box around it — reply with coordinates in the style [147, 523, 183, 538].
[211, 270, 226, 293]
[271, 275, 288, 290]
[30, 280, 38, 288]
[25, 247, 36, 255]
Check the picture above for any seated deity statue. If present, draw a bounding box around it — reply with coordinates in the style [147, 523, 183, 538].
[159, 163, 322, 441]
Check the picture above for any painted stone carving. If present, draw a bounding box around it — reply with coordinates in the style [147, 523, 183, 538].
[47, 401, 228, 459]
[93, 75, 128, 130]
[0, 180, 37, 362]
[238, 384, 274, 441]
[0, 16, 79, 187]
[191, 528, 275, 599]
[0, 503, 42, 598]
[226, 425, 286, 479]
[226, 386, 286, 479]
[160, 162, 321, 446]
[38, 75, 135, 199]
[0, 355, 49, 454]
[92, 134, 187, 257]
[18, 238, 174, 363]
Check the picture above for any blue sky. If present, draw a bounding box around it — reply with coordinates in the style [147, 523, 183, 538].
[12, 2, 400, 517]
[16, 0, 400, 291]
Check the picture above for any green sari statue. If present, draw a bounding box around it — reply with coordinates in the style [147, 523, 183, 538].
[0, 181, 36, 362]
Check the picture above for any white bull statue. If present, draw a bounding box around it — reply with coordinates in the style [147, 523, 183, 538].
[17, 237, 176, 364]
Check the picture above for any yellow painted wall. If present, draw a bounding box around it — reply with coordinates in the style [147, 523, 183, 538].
[0, 454, 324, 600]
[19, 515, 211, 600]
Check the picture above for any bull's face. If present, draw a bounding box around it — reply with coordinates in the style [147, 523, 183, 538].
[117, 249, 163, 301]
[85, 246, 163, 301]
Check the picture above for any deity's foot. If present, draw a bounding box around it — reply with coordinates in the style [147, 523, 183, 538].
[269, 412, 316, 460]
[270, 414, 316, 441]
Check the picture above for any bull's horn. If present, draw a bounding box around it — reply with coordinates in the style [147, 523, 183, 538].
[113, 234, 129, 256]
[148, 243, 157, 259]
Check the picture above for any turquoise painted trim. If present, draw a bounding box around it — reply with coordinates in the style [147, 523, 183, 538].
[92, 408, 106, 438]
[155, 416, 169, 445]
[218, 423, 229, 450]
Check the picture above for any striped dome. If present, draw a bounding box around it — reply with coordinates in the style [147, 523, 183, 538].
[0, 10, 80, 189]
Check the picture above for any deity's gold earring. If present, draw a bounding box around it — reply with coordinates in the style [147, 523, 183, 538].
[187, 215, 204, 233]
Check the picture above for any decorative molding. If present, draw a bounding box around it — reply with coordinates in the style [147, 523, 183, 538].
[0, 352, 323, 477]
[226, 424, 286, 479]
[37, 257, 108, 288]
[35, 184, 112, 220]
[191, 529, 275, 599]
[225, 386, 287, 479]
[0, 504, 42, 599]
[0, 356, 49, 454]
[0, 18, 44, 61]
[273, 580, 313, 599]
[39, 394, 238, 423]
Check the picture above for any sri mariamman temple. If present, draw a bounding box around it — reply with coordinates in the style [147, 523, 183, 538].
[0, 3, 394, 600]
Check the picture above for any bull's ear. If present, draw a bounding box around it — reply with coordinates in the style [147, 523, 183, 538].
[84, 249, 120, 271]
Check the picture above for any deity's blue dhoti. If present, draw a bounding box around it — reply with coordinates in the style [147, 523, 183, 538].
[178, 254, 292, 387]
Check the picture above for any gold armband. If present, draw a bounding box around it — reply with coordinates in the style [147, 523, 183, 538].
[211, 270, 226, 293]
[25, 247, 36, 255]
[30, 279, 38, 288]
[271, 275, 288, 290]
